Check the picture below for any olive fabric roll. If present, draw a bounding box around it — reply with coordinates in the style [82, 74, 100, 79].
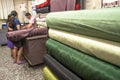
[49, 29, 120, 67]
[46, 39, 120, 80]
[46, 7, 120, 42]
[43, 54, 81, 80]
[43, 67, 58, 80]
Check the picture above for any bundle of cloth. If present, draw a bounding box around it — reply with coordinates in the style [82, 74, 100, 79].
[43, 54, 81, 80]
[43, 67, 58, 80]
[44, 7, 120, 80]
[6, 27, 48, 42]
[46, 39, 120, 80]
[35, 0, 50, 9]
[36, 6, 50, 13]
[0, 29, 7, 45]
[47, 7, 120, 42]
[35, 0, 50, 13]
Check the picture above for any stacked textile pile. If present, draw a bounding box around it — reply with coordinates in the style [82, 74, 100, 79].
[35, 0, 50, 13]
[44, 7, 120, 80]
[36, 14, 47, 28]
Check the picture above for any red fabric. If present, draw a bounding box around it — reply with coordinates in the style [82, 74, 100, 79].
[36, 0, 50, 9]
[75, 4, 80, 10]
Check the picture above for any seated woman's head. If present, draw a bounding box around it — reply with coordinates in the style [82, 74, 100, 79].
[25, 12, 31, 19]
[11, 10, 18, 17]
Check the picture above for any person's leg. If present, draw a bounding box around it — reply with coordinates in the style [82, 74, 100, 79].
[12, 46, 18, 63]
[11, 49, 13, 58]
[17, 47, 23, 64]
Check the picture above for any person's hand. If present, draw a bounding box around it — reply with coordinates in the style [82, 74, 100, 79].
[22, 26, 27, 29]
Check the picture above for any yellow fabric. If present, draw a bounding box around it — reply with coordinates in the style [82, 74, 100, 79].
[49, 29, 120, 67]
[43, 67, 58, 80]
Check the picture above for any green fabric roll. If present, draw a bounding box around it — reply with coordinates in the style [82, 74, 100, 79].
[46, 39, 120, 80]
[49, 29, 120, 67]
[43, 67, 58, 80]
[46, 7, 120, 42]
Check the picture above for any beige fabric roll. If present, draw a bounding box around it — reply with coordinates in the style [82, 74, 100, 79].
[37, 22, 47, 28]
[49, 29, 120, 67]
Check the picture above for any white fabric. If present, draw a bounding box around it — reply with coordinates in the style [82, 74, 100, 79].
[36, 17, 46, 22]
[35, 0, 47, 5]
[0, 0, 14, 19]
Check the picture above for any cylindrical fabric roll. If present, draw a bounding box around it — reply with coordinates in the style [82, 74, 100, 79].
[36, 6, 50, 13]
[46, 7, 120, 42]
[43, 67, 58, 80]
[49, 29, 120, 67]
[43, 54, 81, 80]
[35, 0, 50, 9]
[6, 27, 48, 42]
[46, 39, 120, 80]
[37, 22, 47, 28]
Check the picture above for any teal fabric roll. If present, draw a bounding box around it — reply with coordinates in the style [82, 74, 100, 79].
[46, 7, 120, 42]
[46, 39, 120, 80]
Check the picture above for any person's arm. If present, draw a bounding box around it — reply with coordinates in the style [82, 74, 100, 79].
[15, 19, 21, 30]
[17, 24, 21, 30]
[26, 23, 33, 28]
[8, 27, 13, 31]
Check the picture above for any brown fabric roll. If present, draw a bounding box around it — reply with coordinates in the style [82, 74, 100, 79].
[6, 27, 48, 42]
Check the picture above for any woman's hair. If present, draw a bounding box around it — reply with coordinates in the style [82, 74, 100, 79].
[7, 11, 18, 28]
[6, 14, 11, 23]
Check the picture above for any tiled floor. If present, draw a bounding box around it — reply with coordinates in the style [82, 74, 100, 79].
[0, 46, 44, 80]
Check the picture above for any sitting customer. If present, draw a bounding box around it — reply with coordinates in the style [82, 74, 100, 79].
[24, 12, 36, 29]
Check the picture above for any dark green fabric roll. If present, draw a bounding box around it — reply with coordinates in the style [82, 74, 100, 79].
[46, 39, 120, 80]
[46, 7, 120, 42]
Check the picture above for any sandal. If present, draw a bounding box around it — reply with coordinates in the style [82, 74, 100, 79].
[17, 60, 25, 65]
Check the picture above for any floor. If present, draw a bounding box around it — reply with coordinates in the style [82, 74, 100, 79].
[0, 46, 44, 80]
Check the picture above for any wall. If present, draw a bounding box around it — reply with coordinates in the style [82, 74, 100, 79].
[14, 0, 28, 23]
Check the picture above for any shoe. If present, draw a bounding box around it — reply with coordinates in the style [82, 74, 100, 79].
[17, 60, 25, 65]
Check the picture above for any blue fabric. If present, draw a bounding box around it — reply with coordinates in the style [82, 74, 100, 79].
[7, 40, 14, 49]
[13, 18, 21, 31]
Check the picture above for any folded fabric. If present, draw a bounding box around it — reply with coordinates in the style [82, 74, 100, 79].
[46, 7, 120, 42]
[50, 0, 67, 12]
[0, 30, 7, 45]
[43, 67, 58, 80]
[37, 22, 47, 28]
[44, 54, 81, 80]
[46, 39, 120, 80]
[6, 27, 48, 42]
[36, 0, 50, 9]
[36, 6, 50, 13]
[49, 29, 120, 67]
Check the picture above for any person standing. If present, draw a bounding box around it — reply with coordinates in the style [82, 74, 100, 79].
[7, 11, 25, 65]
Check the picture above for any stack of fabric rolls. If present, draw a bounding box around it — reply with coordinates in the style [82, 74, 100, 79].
[35, 0, 50, 13]
[43, 7, 120, 80]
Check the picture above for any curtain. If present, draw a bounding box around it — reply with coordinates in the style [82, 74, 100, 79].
[50, 0, 67, 12]
[67, 0, 76, 10]
[0, 0, 14, 19]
